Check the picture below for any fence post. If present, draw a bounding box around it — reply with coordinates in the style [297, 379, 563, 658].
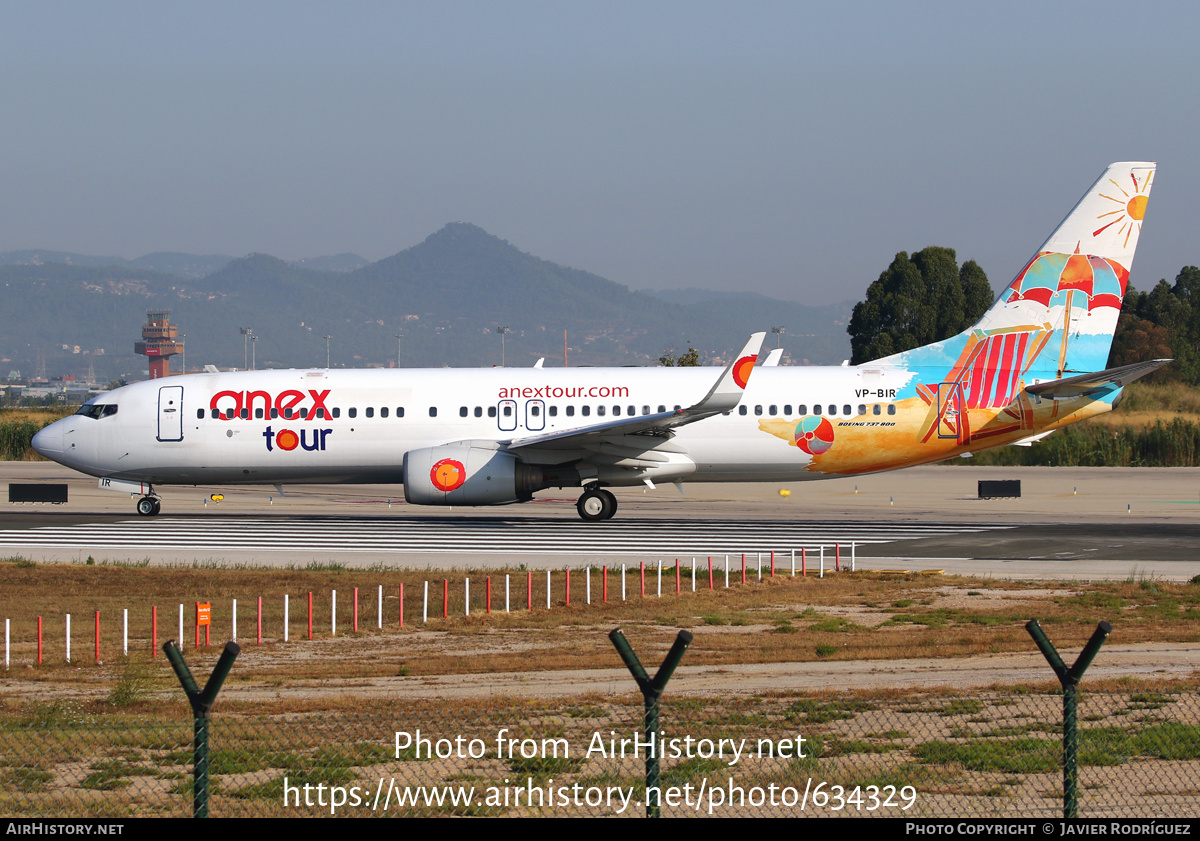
[609, 628, 693, 819]
[164, 640, 240, 819]
[1026, 620, 1112, 819]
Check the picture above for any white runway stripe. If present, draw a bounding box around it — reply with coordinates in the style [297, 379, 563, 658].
[0, 517, 1007, 555]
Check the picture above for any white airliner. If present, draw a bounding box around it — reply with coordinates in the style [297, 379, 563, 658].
[33, 162, 1166, 521]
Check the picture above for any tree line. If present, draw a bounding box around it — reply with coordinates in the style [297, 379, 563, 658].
[848, 246, 1200, 384]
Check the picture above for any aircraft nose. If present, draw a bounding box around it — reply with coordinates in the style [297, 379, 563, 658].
[31, 423, 63, 458]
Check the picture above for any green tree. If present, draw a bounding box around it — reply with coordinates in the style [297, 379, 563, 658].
[659, 344, 700, 366]
[847, 247, 993, 364]
[1116, 268, 1200, 384]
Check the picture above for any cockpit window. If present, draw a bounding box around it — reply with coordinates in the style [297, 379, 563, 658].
[75, 404, 118, 420]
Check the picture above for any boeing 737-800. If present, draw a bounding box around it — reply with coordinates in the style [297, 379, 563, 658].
[33, 162, 1166, 520]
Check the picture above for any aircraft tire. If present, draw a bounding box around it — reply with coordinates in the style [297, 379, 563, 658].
[600, 489, 618, 519]
[577, 488, 616, 522]
[137, 497, 159, 517]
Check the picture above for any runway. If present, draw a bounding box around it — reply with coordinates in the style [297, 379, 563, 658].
[3, 462, 1200, 578]
[0, 514, 1002, 555]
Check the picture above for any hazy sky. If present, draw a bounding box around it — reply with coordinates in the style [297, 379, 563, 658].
[2, 1, 1197, 307]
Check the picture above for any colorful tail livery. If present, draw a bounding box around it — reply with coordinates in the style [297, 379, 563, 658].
[34, 164, 1165, 520]
[761, 161, 1165, 473]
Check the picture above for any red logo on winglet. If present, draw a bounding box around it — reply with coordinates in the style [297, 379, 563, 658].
[733, 355, 757, 389]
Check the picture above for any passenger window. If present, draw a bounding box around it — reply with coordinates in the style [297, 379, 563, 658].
[256, 408, 265, 419]
[316, 408, 325, 419]
[582, 406, 590, 417]
[474, 407, 483, 417]
[332, 408, 340, 419]
[429, 407, 437, 417]
[240, 409, 249, 420]
[873, 405, 881, 416]
[531, 405, 540, 417]
[503, 405, 512, 417]
[887, 404, 896, 416]
[459, 407, 468, 417]
[270, 408, 279, 419]
[566, 406, 575, 417]
[843, 404, 852, 416]
[283, 408, 294, 420]
[658, 405, 666, 413]
[397, 407, 404, 418]
[381, 407, 389, 418]
[784, 404, 792, 415]
[612, 406, 620, 416]
[828, 405, 837, 415]
[813, 405, 821, 415]
[598, 406, 606, 416]
[754, 405, 763, 416]
[197, 409, 204, 419]
[769, 405, 777, 415]
[348, 408, 357, 419]
[211, 408, 219, 419]
[488, 406, 497, 418]
[628, 406, 636, 416]
[738, 406, 748, 416]
[798, 404, 807, 415]
[858, 405, 866, 415]
[299, 408, 308, 419]
[549, 406, 557, 417]
[365, 407, 374, 418]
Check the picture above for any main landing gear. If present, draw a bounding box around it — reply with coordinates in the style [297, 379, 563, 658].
[136, 495, 161, 517]
[576, 486, 617, 522]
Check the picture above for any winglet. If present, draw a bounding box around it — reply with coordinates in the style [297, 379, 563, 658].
[689, 332, 765, 414]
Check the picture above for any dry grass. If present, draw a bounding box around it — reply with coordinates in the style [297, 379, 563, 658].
[1097, 381, 1200, 428]
[2, 557, 1198, 715]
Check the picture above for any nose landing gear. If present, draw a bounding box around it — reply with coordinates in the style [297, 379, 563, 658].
[576, 486, 617, 521]
[136, 495, 161, 516]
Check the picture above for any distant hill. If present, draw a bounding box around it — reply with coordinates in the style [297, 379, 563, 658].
[0, 249, 369, 278]
[291, 253, 369, 272]
[0, 250, 235, 279]
[0, 224, 852, 383]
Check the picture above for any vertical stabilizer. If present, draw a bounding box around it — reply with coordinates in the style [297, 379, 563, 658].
[877, 162, 1155, 381]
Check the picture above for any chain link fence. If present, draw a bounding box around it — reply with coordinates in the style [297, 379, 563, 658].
[2, 688, 1197, 817]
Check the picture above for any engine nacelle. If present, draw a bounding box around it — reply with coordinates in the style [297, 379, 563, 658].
[403, 444, 544, 506]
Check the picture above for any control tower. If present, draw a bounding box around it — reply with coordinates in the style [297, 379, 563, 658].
[134, 310, 184, 379]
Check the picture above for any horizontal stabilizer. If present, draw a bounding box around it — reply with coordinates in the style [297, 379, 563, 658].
[1024, 359, 1172, 400]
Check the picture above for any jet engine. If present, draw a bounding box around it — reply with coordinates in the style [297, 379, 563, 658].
[403, 444, 544, 506]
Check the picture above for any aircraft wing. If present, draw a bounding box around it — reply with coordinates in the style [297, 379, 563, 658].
[1024, 359, 1172, 400]
[507, 332, 765, 452]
